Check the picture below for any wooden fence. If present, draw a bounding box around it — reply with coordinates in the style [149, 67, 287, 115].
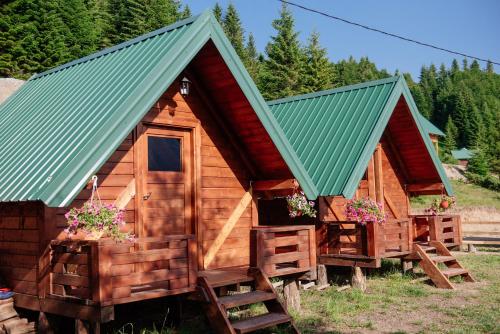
[322, 218, 411, 258]
[250, 226, 316, 277]
[411, 215, 462, 246]
[48, 235, 196, 306]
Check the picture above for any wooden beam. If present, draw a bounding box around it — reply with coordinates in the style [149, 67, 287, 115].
[384, 192, 401, 219]
[407, 183, 443, 193]
[252, 179, 298, 192]
[203, 188, 253, 268]
[374, 145, 384, 208]
[114, 179, 136, 210]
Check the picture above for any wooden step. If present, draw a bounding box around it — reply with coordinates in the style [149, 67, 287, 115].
[219, 291, 276, 309]
[231, 312, 291, 334]
[430, 256, 456, 263]
[441, 268, 469, 278]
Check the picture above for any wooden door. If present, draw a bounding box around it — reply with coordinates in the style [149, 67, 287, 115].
[140, 125, 194, 237]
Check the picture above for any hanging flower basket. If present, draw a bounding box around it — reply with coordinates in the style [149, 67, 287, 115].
[286, 191, 317, 218]
[64, 176, 135, 242]
[345, 198, 386, 225]
[426, 195, 456, 215]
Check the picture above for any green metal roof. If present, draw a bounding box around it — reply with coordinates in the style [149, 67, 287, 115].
[418, 114, 445, 136]
[452, 148, 474, 160]
[0, 11, 314, 206]
[268, 75, 453, 198]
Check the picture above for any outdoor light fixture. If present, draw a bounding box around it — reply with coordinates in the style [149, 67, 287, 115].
[180, 77, 191, 96]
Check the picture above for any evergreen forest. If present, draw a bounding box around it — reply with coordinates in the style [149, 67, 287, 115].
[0, 0, 498, 174]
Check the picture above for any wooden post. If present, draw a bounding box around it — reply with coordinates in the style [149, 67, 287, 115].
[351, 267, 366, 292]
[283, 279, 301, 312]
[366, 223, 380, 258]
[316, 265, 328, 287]
[428, 216, 438, 242]
[400, 259, 413, 274]
[468, 243, 477, 253]
[38, 312, 54, 334]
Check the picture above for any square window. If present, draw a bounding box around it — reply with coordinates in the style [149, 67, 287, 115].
[148, 136, 181, 172]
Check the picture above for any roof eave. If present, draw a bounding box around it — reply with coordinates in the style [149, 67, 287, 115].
[400, 79, 454, 196]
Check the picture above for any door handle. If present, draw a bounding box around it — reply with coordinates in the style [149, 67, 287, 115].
[143, 192, 152, 200]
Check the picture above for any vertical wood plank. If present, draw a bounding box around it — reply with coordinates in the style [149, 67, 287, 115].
[374, 145, 384, 209]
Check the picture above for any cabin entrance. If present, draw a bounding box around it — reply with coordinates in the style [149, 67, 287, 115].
[139, 125, 194, 237]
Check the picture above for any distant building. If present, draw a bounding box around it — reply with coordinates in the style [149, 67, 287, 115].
[452, 148, 474, 166]
[418, 114, 445, 154]
[0, 78, 25, 105]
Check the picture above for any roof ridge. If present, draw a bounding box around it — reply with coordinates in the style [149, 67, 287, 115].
[267, 75, 401, 106]
[32, 14, 202, 80]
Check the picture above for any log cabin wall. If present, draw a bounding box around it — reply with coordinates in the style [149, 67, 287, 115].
[143, 83, 253, 270]
[43, 133, 136, 243]
[0, 202, 43, 298]
[380, 138, 409, 219]
[43, 79, 253, 272]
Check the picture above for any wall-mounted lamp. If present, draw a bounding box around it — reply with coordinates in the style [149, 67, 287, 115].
[180, 77, 191, 96]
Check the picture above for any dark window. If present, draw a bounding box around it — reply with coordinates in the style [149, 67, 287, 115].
[148, 136, 181, 172]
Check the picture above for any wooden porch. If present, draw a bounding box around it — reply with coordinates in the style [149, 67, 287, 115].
[318, 214, 462, 268]
[318, 218, 412, 268]
[32, 225, 315, 324]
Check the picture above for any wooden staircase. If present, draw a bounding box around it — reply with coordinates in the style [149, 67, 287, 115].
[414, 241, 475, 289]
[198, 267, 299, 334]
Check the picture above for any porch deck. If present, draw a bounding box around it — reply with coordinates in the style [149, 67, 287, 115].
[318, 215, 462, 268]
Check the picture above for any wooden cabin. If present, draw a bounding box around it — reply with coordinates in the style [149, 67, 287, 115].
[0, 12, 316, 334]
[0, 13, 472, 334]
[268, 76, 473, 288]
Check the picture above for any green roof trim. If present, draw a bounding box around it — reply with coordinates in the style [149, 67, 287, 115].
[268, 75, 453, 198]
[452, 148, 474, 160]
[0, 11, 315, 206]
[418, 114, 445, 136]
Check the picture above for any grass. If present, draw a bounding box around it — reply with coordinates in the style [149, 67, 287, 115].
[410, 180, 500, 209]
[105, 253, 499, 334]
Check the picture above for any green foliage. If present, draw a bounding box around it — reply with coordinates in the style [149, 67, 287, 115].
[302, 31, 335, 93]
[465, 172, 500, 192]
[467, 149, 489, 176]
[259, 4, 305, 100]
[222, 3, 246, 62]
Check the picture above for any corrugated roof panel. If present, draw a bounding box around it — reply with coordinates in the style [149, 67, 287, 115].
[0, 17, 195, 205]
[268, 75, 453, 198]
[418, 114, 445, 136]
[269, 77, 398, 196]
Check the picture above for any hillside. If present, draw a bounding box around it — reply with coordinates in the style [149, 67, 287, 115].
[411, 180, 500, 222]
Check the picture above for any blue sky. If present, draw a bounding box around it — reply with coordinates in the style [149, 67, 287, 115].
[183, 0, 500, 80]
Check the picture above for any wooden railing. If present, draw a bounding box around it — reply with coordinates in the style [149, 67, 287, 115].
[322, 219, 412, 258]
[250, 226, 316, 277]
[411, 215, 462, 245]
[48, 235, 196, 306]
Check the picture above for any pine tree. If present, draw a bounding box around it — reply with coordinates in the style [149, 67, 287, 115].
[259, 4, 305, 99]
[59, 0, 100, 59]
[180, 5, 191, 19]
[222, 4, 247, 63]
[302, 31, 334, 93]
[443, 116, 458, 155]
[213, 3, 223, 23]
[467, 149, 489, 176]
[244, 33, 260, 80]
[465, 106, 484, 148]
[486, 60, 494, 74]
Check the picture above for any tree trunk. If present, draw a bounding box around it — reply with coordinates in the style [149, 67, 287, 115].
[351, 267, 366, 292]
[283, 279, 301, 312]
